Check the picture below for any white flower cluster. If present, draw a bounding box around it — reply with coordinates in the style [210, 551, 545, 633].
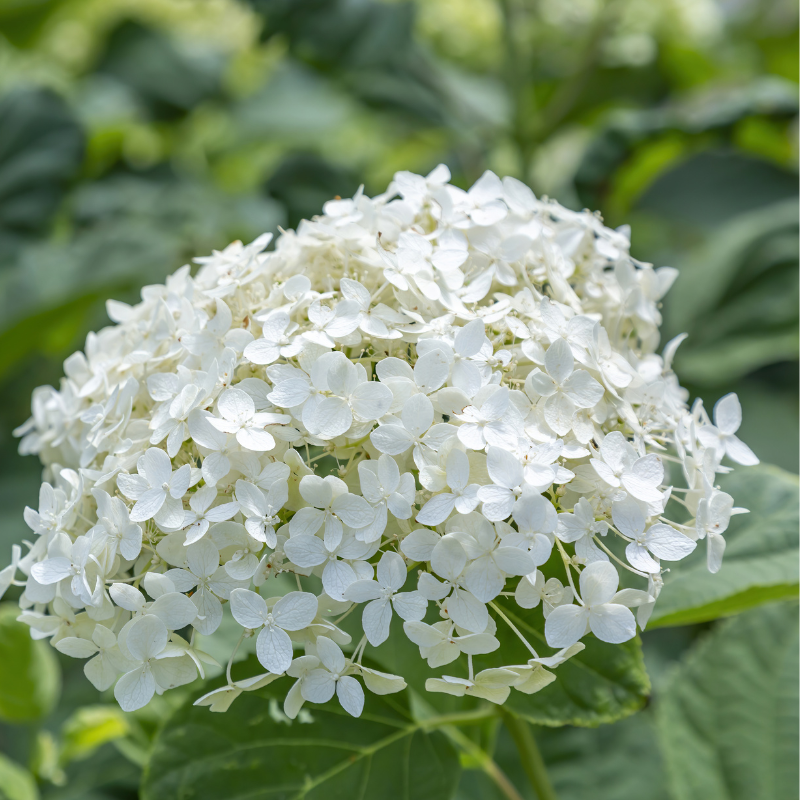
[2, 166, 758, 717]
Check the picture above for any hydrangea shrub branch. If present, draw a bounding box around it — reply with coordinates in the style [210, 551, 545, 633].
[3, 166, 758, 718]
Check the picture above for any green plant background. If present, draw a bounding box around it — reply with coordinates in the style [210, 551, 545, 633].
[0, 1, 797, 798]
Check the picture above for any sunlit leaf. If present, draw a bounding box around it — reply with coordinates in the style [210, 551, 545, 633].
[0, 752, 38, 800]
[0, 604, 60, 722]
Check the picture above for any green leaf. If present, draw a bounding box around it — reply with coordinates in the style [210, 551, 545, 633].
[661, 198, 798, 384]
[95, 21, 222, 120]
[0, 88, 84, 260]
[636, 151, 797, 228]
[649, 464, 799, 628]
[141, 676, 461, 800]
[0, 604, 60, 722]
[664, 198, 798, 334]
[0, 0, 60, 49]
[475, 600, 650, 728]
[575, 77, 798, 211]
[534, 711, 667, 800]
[0, 753, 38, 800]
[674, 329, 798, 385]
[656, 602, 799, 800]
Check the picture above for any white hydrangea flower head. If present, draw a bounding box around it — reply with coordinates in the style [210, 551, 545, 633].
[4, 167, 757, 717]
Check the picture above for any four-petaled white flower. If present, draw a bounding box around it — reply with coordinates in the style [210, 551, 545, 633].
[207, 387, 288, 452]
[478, 446, 530, 521]
[108, 576, 198, 630]
[357, 456, 416, 541]
[235, 479, 287, 547]
[55, 624, 135, 690]
[244, 311, 302, 365]
[370, 393, 456, 469]
[418, 535, 489, 633]
[426, 668, 518, 705]
[117, 448, 192, 527]
[417, 449, 480, 525]
[697, 393, 759, 466]
[612, 496, 695, 574]
[545, 561, 637, 647]
[166, 539, 247, 635]
[527, 338, 604, 436]
[343, 551, 426, 645]
[114, 615, 196, 712]
[88, 488, 143, 561]
[31, 533, 97, 606]
[450, 513, 535, 603]
[284, 529, 374, 602]
[303, 353, 393, 440]
[403, 619, 499, 668]
[289, 475, 375, 550]
[456, 387, 517, 450]
[229, 588, 318, 673]
[301, 636, 364, 717]
[555, 497, 609, 564]
[514, 570, 572, 615]
[504, 493, 557, 566]
[182, 485, 239, 545]
[590, 431, 665, 503]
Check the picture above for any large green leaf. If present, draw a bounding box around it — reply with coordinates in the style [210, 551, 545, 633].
[0, 604, 60, 722]
[95, 20, 223, 120]
[662, 198, 798, 385]
[0, 89, 84, 261]
[533, 711, 666, 800]
[656, 602, 799, 800]
[663, 199, 798, 336]
[674, 330, 798, 385]
[649, 464, 799, 628]
[141, 676, 460, 800]
[637, 151, 798, 228]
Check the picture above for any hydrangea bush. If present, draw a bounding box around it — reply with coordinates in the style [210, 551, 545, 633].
[1, 166, 758, 718]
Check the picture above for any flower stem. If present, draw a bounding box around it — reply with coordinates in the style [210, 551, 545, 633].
[490, 601, 538, 658]
[500, 710, 558, 800]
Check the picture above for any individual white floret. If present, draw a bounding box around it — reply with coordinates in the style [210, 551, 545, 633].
[114, 615, 196, 712]
[697, 393, 759, 466]
[416, 449, 480, 526]
[544, 561, 637, 647]
[117, 448, 192, 527]
[301, 636, 364, 717]
[229, 588, 318, 673]
[343, 551, 426, 645]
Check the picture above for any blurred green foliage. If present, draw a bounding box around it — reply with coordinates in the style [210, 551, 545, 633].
[0, 0, 796, 798]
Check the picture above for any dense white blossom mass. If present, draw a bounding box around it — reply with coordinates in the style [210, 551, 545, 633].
[4, 166, 758, 716]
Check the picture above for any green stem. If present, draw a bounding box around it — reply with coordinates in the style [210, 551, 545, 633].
[445, 726, 526, 800]
[500, 710, 558, 800]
